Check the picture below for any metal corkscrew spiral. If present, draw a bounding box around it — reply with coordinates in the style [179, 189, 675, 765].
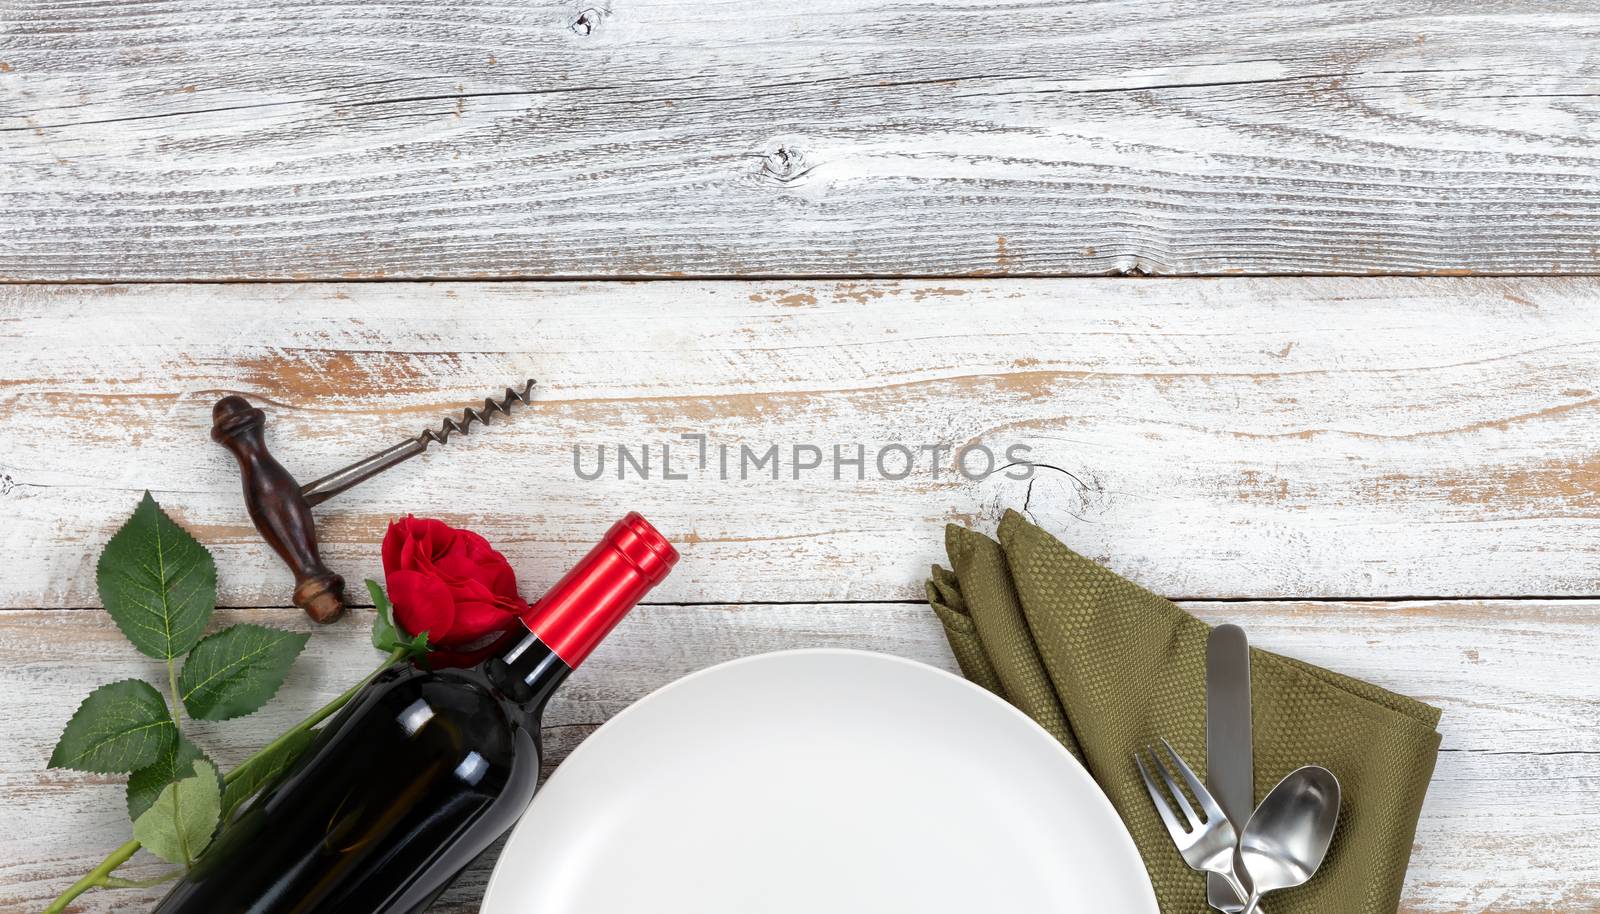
[301, 379, 538, 505]
[416, 378, 537, 450]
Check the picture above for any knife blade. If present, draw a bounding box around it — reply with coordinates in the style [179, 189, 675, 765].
[1206, 624, 1253, 912]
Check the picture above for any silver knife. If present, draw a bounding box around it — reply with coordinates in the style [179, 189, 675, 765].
[1206, 624, 1253, 912]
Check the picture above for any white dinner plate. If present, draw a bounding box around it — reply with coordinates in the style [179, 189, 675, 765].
[482, 649, 1159, 914]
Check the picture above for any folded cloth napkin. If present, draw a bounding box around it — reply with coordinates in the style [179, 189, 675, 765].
[926, 510, 1441, 914]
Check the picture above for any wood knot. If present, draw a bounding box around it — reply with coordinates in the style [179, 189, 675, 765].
[1111, 257, 1154, 277]
[756, 143, 816, 186]
[570, 8, 604, 35]
[0, 473, 13, 496]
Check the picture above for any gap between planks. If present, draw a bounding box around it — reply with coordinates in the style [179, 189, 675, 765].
[10, 594, 1600, 615]
[6, 272, 1600, 285]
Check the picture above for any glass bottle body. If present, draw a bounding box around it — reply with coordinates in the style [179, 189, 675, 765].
[152, 633, 563, 914]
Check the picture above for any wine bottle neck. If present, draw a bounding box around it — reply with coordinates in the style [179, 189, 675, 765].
[482, 513, 677, 713]
[520, 512, 678, 669]
[483, 627, 571, 713]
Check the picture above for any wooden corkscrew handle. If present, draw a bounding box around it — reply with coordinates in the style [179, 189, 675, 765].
[211, 396, 345, 623]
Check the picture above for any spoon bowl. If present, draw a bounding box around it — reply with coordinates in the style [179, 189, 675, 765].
[1237, 766, 1341, 914]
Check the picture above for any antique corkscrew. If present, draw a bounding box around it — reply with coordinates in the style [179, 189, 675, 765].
[211, 380, 537, 623]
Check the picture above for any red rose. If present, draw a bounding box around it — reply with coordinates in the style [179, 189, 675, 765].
[382, 516, 530, 666]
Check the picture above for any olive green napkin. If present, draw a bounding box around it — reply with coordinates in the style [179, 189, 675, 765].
[926, 510, 1441, 914]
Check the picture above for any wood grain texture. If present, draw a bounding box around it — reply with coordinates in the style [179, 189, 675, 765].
[4, 278, 1600, 607]
[2, 601, 1595, 913]
[3, 0, 1599, 280]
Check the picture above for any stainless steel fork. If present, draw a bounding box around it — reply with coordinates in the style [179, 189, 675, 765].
[1135, 738, 1258, 911]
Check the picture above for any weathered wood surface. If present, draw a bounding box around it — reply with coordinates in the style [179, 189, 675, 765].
[4, 278, 1600, 607]
[4, 277, 1599, 911]
[4, 0, 1600, 280]
[2, 600, 1595, 913]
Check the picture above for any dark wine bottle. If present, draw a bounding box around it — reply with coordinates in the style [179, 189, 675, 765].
[152, 512, 678, 914]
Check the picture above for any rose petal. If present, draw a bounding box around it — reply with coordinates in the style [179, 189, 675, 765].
[493, 593, 532, 617]
[381, 516, 412, 575]
[453, 528, 498, 559]
[485, 561, 519, 600]
[399, 518, 447, 563]
[414, 518, 458, 560]
[441, 574, 498, 608]
[443, 599, 520, 646]
[432, 549, 484, 584]
[409, 536, 443, 577]
[452, 531, 520, 599]
[387, 569, 457, 643]
[406, 530, 429, 564]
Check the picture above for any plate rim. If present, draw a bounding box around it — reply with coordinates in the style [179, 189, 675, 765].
[483, 648, 1158, 913]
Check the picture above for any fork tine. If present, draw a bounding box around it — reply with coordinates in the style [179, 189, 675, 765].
[1135, 748, 1190, 838]
[1158, 737, 1228, 827]
[1149, 740, 1201, 827]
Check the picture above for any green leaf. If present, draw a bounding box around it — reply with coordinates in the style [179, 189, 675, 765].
[97, 491, 217, 660]
[133, 759, 221, 867]
[367, 579, 431, 667]
[368, 579, 399, 651]
[179, 624, 309, 721]
[49, 679, 175, 773]
[221, 728, 316, 818]
[128, 738, 217, 821]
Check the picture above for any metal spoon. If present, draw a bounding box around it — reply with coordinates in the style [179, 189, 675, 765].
[1236, 766, 1341, 914]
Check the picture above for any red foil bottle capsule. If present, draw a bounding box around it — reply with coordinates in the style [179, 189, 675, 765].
[525, 511, 679, 668]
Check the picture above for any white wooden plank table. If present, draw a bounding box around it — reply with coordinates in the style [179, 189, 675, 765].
[3, 2, 1599, 912]
[3, 281, 1598, 912]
